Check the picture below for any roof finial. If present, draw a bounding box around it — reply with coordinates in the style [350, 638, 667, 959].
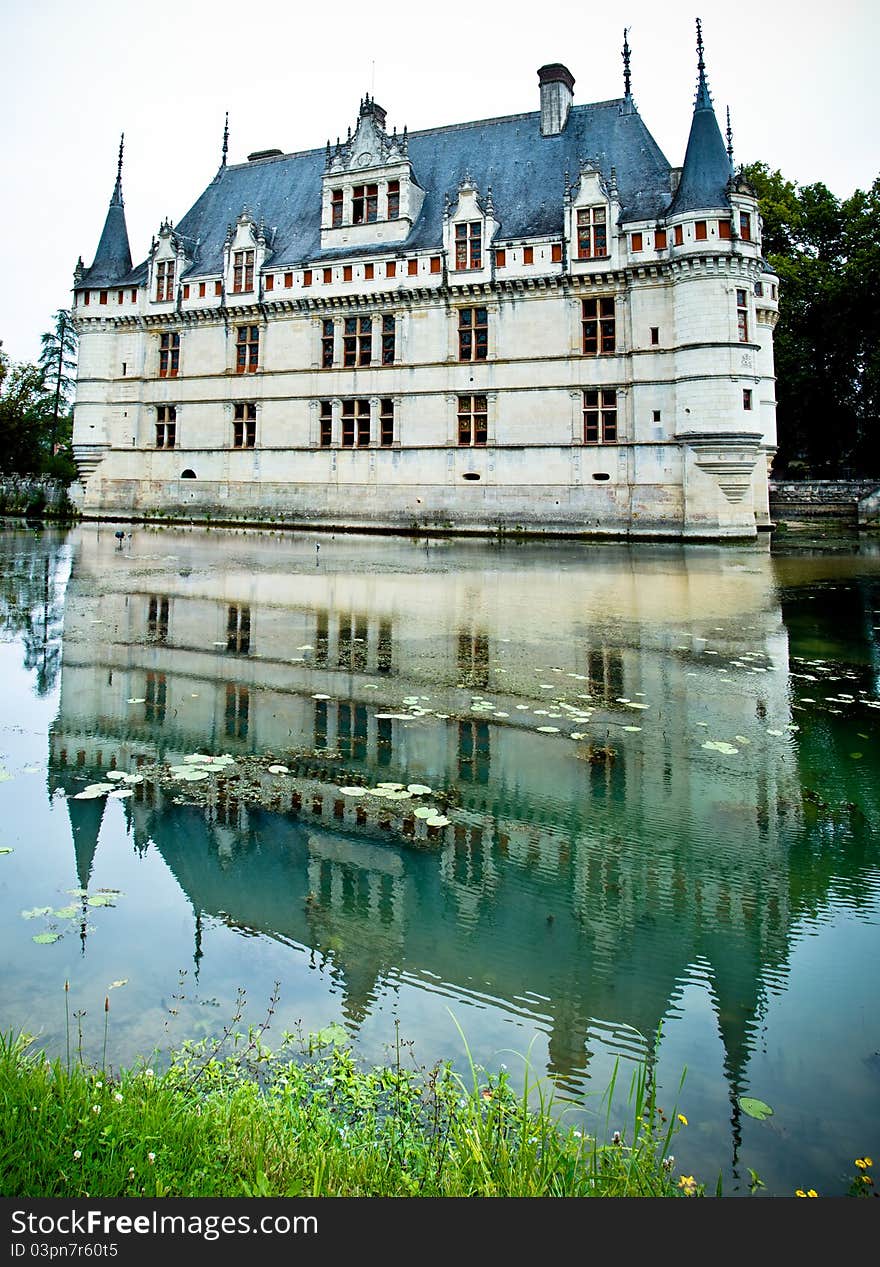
[622, 27, 632, 97]
[222, 112, 229, 168]
[694, 17, 713, 110]
[696, 16, 705, 72]
[112, 133, 124, 205]
[725, 105, 734, 167]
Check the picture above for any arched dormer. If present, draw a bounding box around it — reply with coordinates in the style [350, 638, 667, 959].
[443, 175, 498, 281]
[223, 209, 269, 301]
[320, 96, 425, 249]
[565, 162, 621, 272]
[148, 220, 190, 306]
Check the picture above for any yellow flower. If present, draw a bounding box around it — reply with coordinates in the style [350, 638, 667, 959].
[855, 1158, 867, 1169]
[677, 1113, 688, 1126]
[677, 1175, 697, 1196]
[861, 1176, 873, 1186]
[795, 1189, 807, 1198]
[864, 1157, 873, 1167]
[807, 1190, 818, 1198]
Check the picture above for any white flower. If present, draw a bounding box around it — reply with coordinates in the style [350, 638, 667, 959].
[95, 1081, 103, 1090]
[128, 1167, 135, 1179]
[147, 1152, 156, 1164]
[113, 1092, 123, 1103]
[91, 1104, 101, 1115]
[73, 1149, 82, 1160]
[144, 1069, 154, 1079]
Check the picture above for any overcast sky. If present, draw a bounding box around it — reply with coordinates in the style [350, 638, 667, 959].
[2, 0, 877, 365]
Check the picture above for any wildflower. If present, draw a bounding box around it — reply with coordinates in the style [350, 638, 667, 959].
[865, 1157, 873, 1167]
[95, 1081, 103, 1090]
[147, 1152, 155, 1165]
[481, 1088, 492, 1100]
[663, 1156, 675, 1172]
[113, 1092, 123, 1103]
[573, 1130, 582, 1139]
[855, 1157, 871, 1169]
[862, 1176, 873, 1186]
[678, 1175, 697, 1196]
[807, 1190, 818, 1198]
[611, 1130, 621, 1145]
[795, 1189, 807, 1198]
[677, 1113, 688, 1126]
[73, 1150, 82, 1161]
[128, 1167, 135, 1179]
[91, 1104, 101, 1115]
[144, 1069, 154, 1079]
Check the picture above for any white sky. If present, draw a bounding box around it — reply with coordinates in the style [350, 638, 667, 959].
[1, 0, 878, 365]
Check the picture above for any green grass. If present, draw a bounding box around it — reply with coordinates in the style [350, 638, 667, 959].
[0, 1025, 690, 1198]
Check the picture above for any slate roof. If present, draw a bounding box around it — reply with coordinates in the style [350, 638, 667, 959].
[80, 180, 133, 288]
[99, 99, 677, 287]
[667, 65, 733, 216]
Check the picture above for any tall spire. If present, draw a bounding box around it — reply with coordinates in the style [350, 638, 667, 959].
[222, 111, 229, 168]
[725, 106, 735, 170]
[622, 27, 632, 98]
[668, 19, 732, 215]
[79, 135, 133, 287]
[112, 133, 124, 206]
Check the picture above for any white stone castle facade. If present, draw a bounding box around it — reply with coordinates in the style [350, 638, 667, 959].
[70, 25, 778, 539]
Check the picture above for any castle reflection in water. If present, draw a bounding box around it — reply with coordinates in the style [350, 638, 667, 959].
[47, 524, 862, 1098]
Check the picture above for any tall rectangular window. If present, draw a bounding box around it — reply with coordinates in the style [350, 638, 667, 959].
[341, 399, 371, 447]
[457, 395, 487, 446]
[226, 604, 251, 653]
[233, 402, 256, 448]
[225, 684, 249, 739]
[159, 332, 180, 377]
[380, 398, 394, 446]
[233, 249, 254, 293]
[264, 274, 274, 291]
[381, 314, 395, 364]
[387, 180, 400, 219]
[581, 297, 615, 355]
[199, 281, 206, 297]
[458, 307, 488, 361]
[739, 212, 752, 241]
[353, 183, 378, 224]
[155, 404, 176, 448]
[674, 225, 683, 246]
[147, 596, 169, 642]
[583, 389, 618, 444]
[145, 672, 167, 725]
[386, 261, 397, 278]
[743, 388, 753, 411]
[331, 188, 344, 227]
[736, 289, 749, 342]
[343, 316, 371, 367]
[319, 399, 332, 447]
[454, 222, 482, 270]
[655, 228, 668, 249]
[718, 220, 732, 240]
[552, 242, 563, 262]
[695, 220, 708, 240]
[576, 207, 608, 259]
[523, 245, 534, 264]
[236, 325, 259, 373]
[321, 319, 335, 368]
[630, 232, 643, 251]
[155, 261, 175, 302]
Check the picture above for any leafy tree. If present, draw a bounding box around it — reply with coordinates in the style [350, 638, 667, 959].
[38, 309, 77, 456]
[0, 358, 51, 475]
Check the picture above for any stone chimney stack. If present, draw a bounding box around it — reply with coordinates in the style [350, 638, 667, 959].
[538, 64, 575, 136]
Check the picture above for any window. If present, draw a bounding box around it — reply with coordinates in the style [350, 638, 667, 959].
[387, 180, 400, 219]
[457, 394, 487, 446]
[319, 399, 332, 447]
[650, 326, 659, 345]
[226, 604, 251, 653]
[736, 289, 748, 342]
[576, 207, 608, 259]
[321, 319, 335, 368]
[652, 409, 661, 423]
[182, 284, 190, 300]
[265, 274, 274, 291]
[233, 249, 254, 293]
[145, 672, 167, 725]
[199, 281, 206, 298]
[674, 225, 683, 246]
[743, 388, 753, 411]
[155, 261, 174, 302]
[331, 188, 343, 227]
[407, 258, 418, 276]
[718, 220, 731, 240]
[694, 220, 708, 240]
[655, 229, 667, 249]
[739, 212, 752, 241]
[284, 271, 293, 288]
[214, 280, 222, 296]
[83, 292, 90, 306]
[341, 399, 370, 447]
[236, 325, 259, 373]
[303, 269, 312, 287]
[754, 281, 764, 297]
[430, 256, 441, 273]
[159, 332, 180, 378]
[581, 297, 615, 355]
[583, 389, 618, 444]
[117, 289, 124, 305]
[233, 402, 256, 448]
[631, 232, 643, 251]
[523, 246, 534, 264]
[343, 316, 371, 367]
[131, 288, 138, 302]
[386, 260, 397, 278]
[552, 243, 563, 262]
[459, 720, 490, 783]
[381, 314, 395, 364]
[343, 265, 352, 282]
[155, 404, 176, 448]
[458, 307, 488, 361]
[323, 267, 332, 284]
[454, 221, 482, 270]
[495, 248, 506, 267]
[364, 262, 374, 280]
[147, 596, 169, 641]
[380, 398, 394, 446]
[225, 684, 249, 739]
[353, 183, 378, 224]
[100, 290, 108, 305]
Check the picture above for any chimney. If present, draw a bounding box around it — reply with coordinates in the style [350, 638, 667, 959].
[538, 64, 575, 136]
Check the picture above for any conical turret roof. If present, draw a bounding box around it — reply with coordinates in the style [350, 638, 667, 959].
[79, 136, 132, 287]
[668, 21, 733, 216]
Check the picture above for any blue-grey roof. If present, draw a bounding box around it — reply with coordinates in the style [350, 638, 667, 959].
[667, 71, 733, 216]
[80, 184, 133, 288]
[112, 100, 675, 285]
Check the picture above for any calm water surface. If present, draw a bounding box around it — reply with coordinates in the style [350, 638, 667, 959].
[1, 523, 878, 1197]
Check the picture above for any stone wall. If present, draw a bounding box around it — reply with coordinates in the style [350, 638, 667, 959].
[0, 476, 75, 518]
[769, 480, 880, 525]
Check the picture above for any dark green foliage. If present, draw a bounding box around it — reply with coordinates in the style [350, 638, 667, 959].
[0, 310, 78, 481]
[743, 163, 880, 476]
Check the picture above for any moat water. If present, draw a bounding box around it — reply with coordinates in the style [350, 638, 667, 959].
[1, 522, 878, 1197]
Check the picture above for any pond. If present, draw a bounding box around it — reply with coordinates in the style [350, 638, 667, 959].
[1, 522, 878, 1198]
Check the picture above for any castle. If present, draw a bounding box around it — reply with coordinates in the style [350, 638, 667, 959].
[69, 22, 778, 540]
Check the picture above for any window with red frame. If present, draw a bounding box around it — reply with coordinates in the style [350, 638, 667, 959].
[235, 326, 259, 373]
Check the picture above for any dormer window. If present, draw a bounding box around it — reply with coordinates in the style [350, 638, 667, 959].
[233, 250, 254, 293]
[455, 222, 482, 270]
[353, 184, 379, 225]
[156, 261, 175, 302]
[387, 181, 400, 219]
[331, 189, 344, 227]
[577, 208, 607, 259]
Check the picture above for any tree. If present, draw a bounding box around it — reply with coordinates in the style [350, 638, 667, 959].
[37, 309, 77, 456]
[0, 358, 51, 475]
[742, 162, 880, 477]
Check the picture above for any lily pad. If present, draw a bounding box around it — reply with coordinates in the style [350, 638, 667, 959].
[425, 815, 451, 828]
[338, 787, 365, 797]
[414, 806, 438, 819]
[105, 770, 127, 781]
[53, 905, 80, 919]
[537, 726, 560, 733]
[109, 979, 129, 989]
[313, 1022, 349, 1047]
[267, 765, 290, 775]
[22, 906, 53, 920]
[33, 932, 61, 944]
[108, 788, 134, 799]
[739, 1096, 773, 1121]
[87, 894, 118, 907]
[407, 784, 432, 795]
